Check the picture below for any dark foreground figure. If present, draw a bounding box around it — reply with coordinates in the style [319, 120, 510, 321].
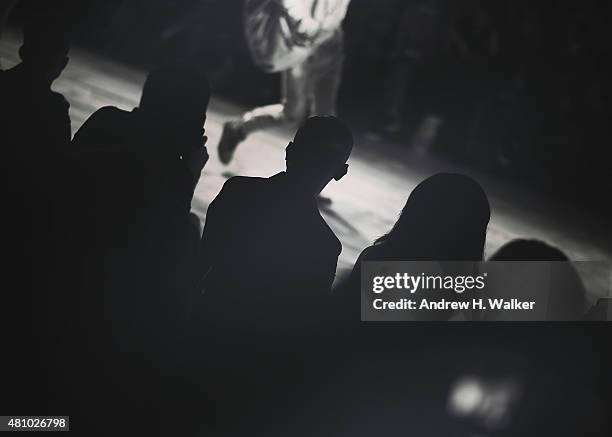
[197, 116, 353, 435]
[201, 115, 353, 305]
[487, 239, 587, 321]
[0, 4, 72, 418]
[336, 172, 491, 320]
[52, 66, 211, 436]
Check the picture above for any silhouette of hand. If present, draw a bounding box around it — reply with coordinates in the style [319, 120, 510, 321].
[184, 134, 209, 186]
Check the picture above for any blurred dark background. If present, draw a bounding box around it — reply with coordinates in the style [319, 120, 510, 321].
[5, 0, 612, 218]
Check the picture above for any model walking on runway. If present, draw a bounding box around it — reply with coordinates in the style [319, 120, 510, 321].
[218, 0, 351, 164]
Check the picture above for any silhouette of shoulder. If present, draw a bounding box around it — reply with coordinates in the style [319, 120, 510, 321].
[72, 106, 131, 151]
[1, 67, 71, 148]
[219, 174, 266, 194]
[337, 243, 385, 298]
[49, 89, 69, 109]
[202, 173, 341, 293]
[83, 105, 128, 126]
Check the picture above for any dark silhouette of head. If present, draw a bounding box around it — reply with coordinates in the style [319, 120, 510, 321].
[135, 65, 211, 179]
[139, 65, 211, 129]
[376, 173, 490, 260]
[18, 6, 71, 85]
[490, 239, 568, 261]
[490, 239, 586, 320]
[285, 116, 353, 195]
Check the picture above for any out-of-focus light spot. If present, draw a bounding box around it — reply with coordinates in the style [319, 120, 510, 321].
[449, 377, 484, 416]
[447, 375, 522, 431]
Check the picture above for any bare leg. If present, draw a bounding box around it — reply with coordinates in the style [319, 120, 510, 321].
[241, 63, 310, 135]
[310, 31, 344, 117]
[217, 61, 312, 164]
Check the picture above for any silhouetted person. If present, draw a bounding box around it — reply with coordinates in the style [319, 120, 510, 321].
[66, 66, 210, 266]
[201, 116, 353, 309]
[488, 239, 587, 321]
[337, 172, 490, 312]
[1, 5, 71, 241]
[1, 6, 71, 170]
[0, 4, 71, 417]
[198, 116, 353, 433]
[66, 65, 210, 247]
[357, 172, 489, 258]
[67, 65, 211, 327]
[60, 65, 211, 435]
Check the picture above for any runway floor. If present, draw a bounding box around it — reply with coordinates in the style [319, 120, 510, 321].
[2, 35, 611, 303]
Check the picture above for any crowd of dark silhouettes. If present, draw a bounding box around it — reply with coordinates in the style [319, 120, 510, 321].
[1, 5, 609, 437]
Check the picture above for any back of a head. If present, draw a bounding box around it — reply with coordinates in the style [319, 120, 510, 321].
[20, 4, 71, 78]
[139, 65, 211, 126]
[379, 173, 491, 260]
[490, 239, 586, 320]
[289, 116, 353, 173]
[490, 239, 567, 261]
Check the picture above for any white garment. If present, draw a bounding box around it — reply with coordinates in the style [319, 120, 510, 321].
[282, 0, 350, 40]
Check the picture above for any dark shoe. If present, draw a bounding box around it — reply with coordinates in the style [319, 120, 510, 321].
[218, 121, 245, 165]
